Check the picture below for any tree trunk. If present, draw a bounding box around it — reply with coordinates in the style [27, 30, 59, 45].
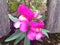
[46, 0, 60, 33]
[0, 0, 10, 37]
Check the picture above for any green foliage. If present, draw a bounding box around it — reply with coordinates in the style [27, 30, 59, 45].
[16, 0, 24, 3]
[5, 30, 22, 42]
[32, 6, 37, 11]
[8, 14, 18, 22]
[14, 33, 25, 45]
[31, 0, 47, 14]
[42, 29, 49, 38]
[16, 0, 21, 2]
[9, 2, 18, 13]
[24, 37, 30, 45]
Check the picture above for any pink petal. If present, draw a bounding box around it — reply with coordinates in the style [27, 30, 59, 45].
[18, 4, 28, 14]
[39, 19, 44, 27]
[27, 31, 36, 40]
[26, 9, 34, 20]
[20, 21, 28, 32]
[36, 32, 44, 40]
[14, 21, 21, 28]
[36, 33, 42, 40]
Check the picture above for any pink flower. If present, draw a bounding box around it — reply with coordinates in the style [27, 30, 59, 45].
[14, 15, 29, 32]
[18, 4, 34, 21]
[14, 5, 34, 32]
[27, 19, 44, 40]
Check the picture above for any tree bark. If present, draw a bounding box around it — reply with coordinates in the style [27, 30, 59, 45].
[46, 0, 60, 33]
[0, 0, 10, 37]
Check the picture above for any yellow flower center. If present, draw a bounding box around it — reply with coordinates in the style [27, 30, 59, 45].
[36, 28, 39, 32]
[36, 28, 41, 32]
[21, 15, 25, 18]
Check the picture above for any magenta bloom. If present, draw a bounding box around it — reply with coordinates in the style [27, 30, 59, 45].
[27, 19, 44, 40]
[14, 4, 35, 32]
[14, 15, 29, 32]
[18, 4, 34, 21]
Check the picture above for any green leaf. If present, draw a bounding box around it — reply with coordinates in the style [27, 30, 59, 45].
[14, 33, 25, 45]
[16, 0, 24, 3]
[42, 29, 49, 38]
[8, 14, 18, 22]
[37, 15, 42, 19]
[16, 0, 21, 2]
[5, 30, 22, 42]
[32, 6, 37, 11]
[41, 14, 46, 21]
[42, 29, 49, 32]
[42, 0, 47, 3]
[24, 37, 30, 45]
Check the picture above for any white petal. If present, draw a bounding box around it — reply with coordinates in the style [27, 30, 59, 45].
[14, 21, 21, 28]
[36, 33, 41, 40]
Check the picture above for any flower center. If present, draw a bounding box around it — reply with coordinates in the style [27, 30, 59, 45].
[36, 28, 41, 32]
[36, 28, 39, 32]
[19, 15, 27, 20]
